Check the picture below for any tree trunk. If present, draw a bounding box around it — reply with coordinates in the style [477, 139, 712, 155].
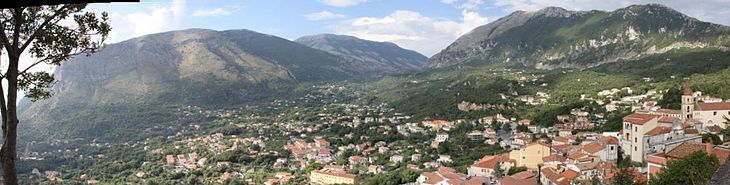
[1, 53, 20, 185]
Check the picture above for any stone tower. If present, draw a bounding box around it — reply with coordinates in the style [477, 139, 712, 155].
[681, 81, 694, 121]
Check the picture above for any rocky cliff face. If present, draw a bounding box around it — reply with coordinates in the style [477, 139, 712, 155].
[296, 34, 427, 73]
[428, 4, 730, 69]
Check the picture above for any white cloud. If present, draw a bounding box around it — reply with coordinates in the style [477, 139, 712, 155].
[192, 8, 231, 17]
[318, 0, 367, 7]
[460, 0, 486, 10]
[104, 0, 186, 43]
[305, 11, 346, 21]
[331, 10, 489, 56]
[440, 0, 459, 4]
[439, 0, 486, 10]
[492, 0, 730, 26]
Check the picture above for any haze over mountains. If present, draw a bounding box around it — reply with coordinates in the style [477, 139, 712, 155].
[296, 34, 427, 73]
[18, 4, 730, 141]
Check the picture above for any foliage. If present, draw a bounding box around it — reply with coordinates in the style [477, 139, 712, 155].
[702, 133, 723, 145]
[356, 168, 419, 185]
[657, 87, 682, 110]
[649, 151, 720, 185]
[507, 166, 527, 175]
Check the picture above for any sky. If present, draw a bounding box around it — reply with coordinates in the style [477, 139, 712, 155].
[87, 0, 730, 57]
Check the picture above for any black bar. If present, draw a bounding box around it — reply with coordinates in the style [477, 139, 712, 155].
[0, 0, 140, 9]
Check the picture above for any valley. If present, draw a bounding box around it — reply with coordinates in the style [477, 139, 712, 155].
[11, 3, 730, 185]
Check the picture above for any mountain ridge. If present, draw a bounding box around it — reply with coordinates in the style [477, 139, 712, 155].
[295, 33, 427, 73]
[428, 4, 730, 69]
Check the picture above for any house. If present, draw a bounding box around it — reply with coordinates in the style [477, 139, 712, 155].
[416, 167, 489, 185]
[310, 168, 357, 185]
[378, 146, 389, 154]
[509, 143, 551, 169]
[621, 112, 659, 163]
[565, 156, 601, 181]
[539, 167, 579, 185]
[349, 156, 367, 166]
[467, 131, 485, 140]
[541, 154, 567, 169]
[467, 154, 515, 178]
[423, 120, 454, 131]
[437, 155, 453, 163]
[368, 165, 383, 174]
[498, 171, 537, 185]
[557, 129, 572, 137]
[165, 155, 175, 165]
[596, 136, 620, 163]
[412, 154, 422, 162]
[647, 141, 730, 178]
[621, 112, 703, 163]
[390, 155, 404, 163]
[435, 133, 449, 142]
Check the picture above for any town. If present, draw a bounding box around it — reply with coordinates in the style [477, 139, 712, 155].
[18, 79, 730, 185]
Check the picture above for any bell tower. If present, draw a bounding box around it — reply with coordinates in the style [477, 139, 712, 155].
[681, 80, 694, 121]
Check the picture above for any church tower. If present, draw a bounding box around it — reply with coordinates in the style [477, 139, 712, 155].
[681, 80, 694, 121]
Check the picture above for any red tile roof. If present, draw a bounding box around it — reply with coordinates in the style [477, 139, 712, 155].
[666, 142, 705, 159]
[499, 176, 536, 185]
[657, 116, 678, 123]
[645, 126, 672, 136]
[598, 136, 619, 145]
[561, 169, 580, 179]
[684, 128, 700, 134]
[623, 113, 657, 125]
[511, 171, 534, 180]
[582, 143, 606, 154]
[696, 102, 730, 111]
[657, 109, 680, 114]
[543, 154, 567, 162]
[472, 154, 512, 169]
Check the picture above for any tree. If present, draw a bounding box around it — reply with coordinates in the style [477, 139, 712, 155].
[613, 166, 638, 185]
[721, 117, 730, 140]
[516, 125, 529, 133]
[492, 162, 504, 178]
[702, 133, 722, 145]
[0, 5, 110, 184]
[657, 87, 682, 110]
[507, 166, 527, 175]
[649, 151, 720, 185]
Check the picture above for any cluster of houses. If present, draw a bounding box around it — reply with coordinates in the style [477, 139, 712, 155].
[286, 136, 334, 168]
[291, 82, 730, 185]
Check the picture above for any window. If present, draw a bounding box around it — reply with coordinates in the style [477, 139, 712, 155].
[635, 127, 638, 132]
[634, 137, 637, 142]
[714, 111, 718, 116]
[610, 146, 614, 150]
[634, 146, 637, 151]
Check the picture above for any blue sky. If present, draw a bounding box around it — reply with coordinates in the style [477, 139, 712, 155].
[87, 0, 730, 57]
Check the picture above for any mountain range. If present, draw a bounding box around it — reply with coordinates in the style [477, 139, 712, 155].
[429, 4, 730, 69]
[18, 4, 730, 141]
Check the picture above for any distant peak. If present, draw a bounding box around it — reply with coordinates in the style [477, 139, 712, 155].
[532, 6, 579, 17]
[621, 3, 681, 14]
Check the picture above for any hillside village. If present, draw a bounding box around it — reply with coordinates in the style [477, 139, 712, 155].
[19, 79, 730, 185]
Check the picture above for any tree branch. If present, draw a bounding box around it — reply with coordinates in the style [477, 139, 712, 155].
[20, 5, 71, 52]
[0, 9, 13, 50]
[18, 58, 48, 76]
